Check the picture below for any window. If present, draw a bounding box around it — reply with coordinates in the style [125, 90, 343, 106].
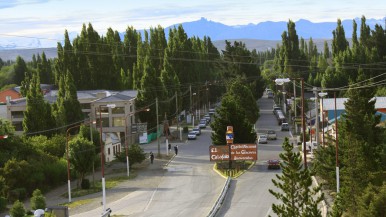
[113, 117, 125, 127]
[113, 146, 116, 155]
[11, 111, 24, 119]
[108, 148, 110, 155]
[81, 103, 91, 109]
[13, 122, 23, 131]
[97, 117, 110, 127]
[112, 107, 125, 114]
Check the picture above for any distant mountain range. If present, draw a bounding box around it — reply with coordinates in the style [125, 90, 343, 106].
[0, 17, 384, 60]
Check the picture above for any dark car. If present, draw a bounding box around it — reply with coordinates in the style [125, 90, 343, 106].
[267, 159, 280, 169]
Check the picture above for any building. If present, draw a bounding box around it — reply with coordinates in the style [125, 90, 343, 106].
[5, 89, 138, 162]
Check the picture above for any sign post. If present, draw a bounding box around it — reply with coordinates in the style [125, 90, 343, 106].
[226, 126, 234, 169]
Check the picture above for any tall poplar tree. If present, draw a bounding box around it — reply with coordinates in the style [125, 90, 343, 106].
[23, 74, 54, 136]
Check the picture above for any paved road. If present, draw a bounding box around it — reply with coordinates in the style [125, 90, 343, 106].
[73, 125, 225, 217]
[217, 94, 292, 217]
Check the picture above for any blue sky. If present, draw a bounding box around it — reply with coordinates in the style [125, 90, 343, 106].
[1, 0, 385, 46]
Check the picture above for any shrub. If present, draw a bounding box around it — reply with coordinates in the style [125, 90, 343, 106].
[10, 200, 25, 217]
[183, 126, 189, 133]
[81, 179, 90, 189]
[0, 196, 7, 211]
[8, 188, 27, 202]
[30, 189, 46, 210]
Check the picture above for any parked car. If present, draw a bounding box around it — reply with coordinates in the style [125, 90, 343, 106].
[204, 114, 211, 123]
[267, 91, 274, 98]
[267, 130, 277, 140]
[192, 127, 201, 135]
[281, 122, 289, 131]
[267, 159, 280, 169]
[188, 131, 197, 140]
[209, 108, 216, 115]
[258, 134, 268, 144]
[199, 121, 207, 128]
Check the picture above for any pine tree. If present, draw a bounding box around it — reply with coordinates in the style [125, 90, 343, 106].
[269, 137, 323, 217]
[13, 56, 28, 85]
[63, 71, 83, 126]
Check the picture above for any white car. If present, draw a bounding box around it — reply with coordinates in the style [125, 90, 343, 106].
[199, 121, 207, 128]
[192, 127, 201, 135]
[258, 134, 268, 144]
[188, 131, 197, 140]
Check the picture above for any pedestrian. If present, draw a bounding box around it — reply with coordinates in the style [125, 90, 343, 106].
[174, 145, 178, 155]
[168, 143, 172, 152]
[150, 152, 154, 164]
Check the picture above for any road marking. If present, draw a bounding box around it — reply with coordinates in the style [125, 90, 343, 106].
[264, 207, 272, 217]
[144, 187, 158, 212]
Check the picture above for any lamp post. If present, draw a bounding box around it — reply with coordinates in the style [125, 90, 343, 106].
[99, 104, 115, 212]
[66, 120, 95, 203]
[318, 92, 327, 146]
[275, 78, 307, 168]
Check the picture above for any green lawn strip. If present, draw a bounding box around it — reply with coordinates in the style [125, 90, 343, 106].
[62, 176, 130, 198]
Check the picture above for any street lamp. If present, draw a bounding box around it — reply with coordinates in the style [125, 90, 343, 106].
[99, 104, 115, 212]
[318, 92, 328, 146]
[275, 78, 307, 168]
[66, 120, 95, 203]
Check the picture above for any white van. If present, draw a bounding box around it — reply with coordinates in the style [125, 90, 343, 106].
[302, 141, 318, 152]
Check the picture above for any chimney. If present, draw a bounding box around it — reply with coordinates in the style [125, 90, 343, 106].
[6, 96, 11, 105]
[96, 92, 107, 99]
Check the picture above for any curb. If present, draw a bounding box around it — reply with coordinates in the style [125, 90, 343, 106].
[312, 176, 328, 217]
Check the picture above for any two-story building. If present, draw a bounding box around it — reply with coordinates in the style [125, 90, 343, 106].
[4, 89, 138, 162]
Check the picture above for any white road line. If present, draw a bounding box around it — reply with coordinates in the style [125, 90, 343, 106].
[264, 207, 272, 217]
[144, 187, 158, 212]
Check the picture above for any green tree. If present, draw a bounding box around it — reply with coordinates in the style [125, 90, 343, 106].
[210, 94, 256, 146]
[30, 189, 46, 210]
[227, 77, 259, 124]
[332, 19, 349, 58]
[10, 200, 25, 217]
[116, 144, 146, 167]
[13, 56, 28, 86]
[269, 137, 323, 217]
[357, 182, 386, 217]
[63, 71, 83, 126]
[69, 137, 95, 189]
[22, 74, 55, 136]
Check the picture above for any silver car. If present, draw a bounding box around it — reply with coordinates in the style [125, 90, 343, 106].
[188, 131, 197, 140]
[258, 134, 268, 144]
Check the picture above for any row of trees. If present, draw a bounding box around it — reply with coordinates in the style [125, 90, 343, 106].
[264, 16, 386, 216]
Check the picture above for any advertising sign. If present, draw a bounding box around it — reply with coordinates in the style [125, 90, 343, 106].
[209, 144, 258, 161]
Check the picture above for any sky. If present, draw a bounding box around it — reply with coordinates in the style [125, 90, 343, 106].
[1, 0, 386, 47]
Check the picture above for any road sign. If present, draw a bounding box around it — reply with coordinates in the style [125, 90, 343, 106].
[209, 145, 229, 161]
[209, 144, 258, 161]
[226, 126, 233, 144]
[230, 144, 258, 161]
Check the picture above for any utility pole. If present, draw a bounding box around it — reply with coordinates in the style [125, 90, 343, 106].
[313, 87, 320, 145]
[156, 97, 160, 157]
[334, 92, 340, 193]
[293, 81, 297, 133]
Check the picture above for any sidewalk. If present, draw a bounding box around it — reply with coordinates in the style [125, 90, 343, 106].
[1, 132, 187, 217]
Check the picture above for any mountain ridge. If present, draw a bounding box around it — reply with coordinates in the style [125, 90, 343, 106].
[0, 17, 383, 60]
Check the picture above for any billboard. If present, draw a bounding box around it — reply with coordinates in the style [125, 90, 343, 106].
[209, 144, 257, 161]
